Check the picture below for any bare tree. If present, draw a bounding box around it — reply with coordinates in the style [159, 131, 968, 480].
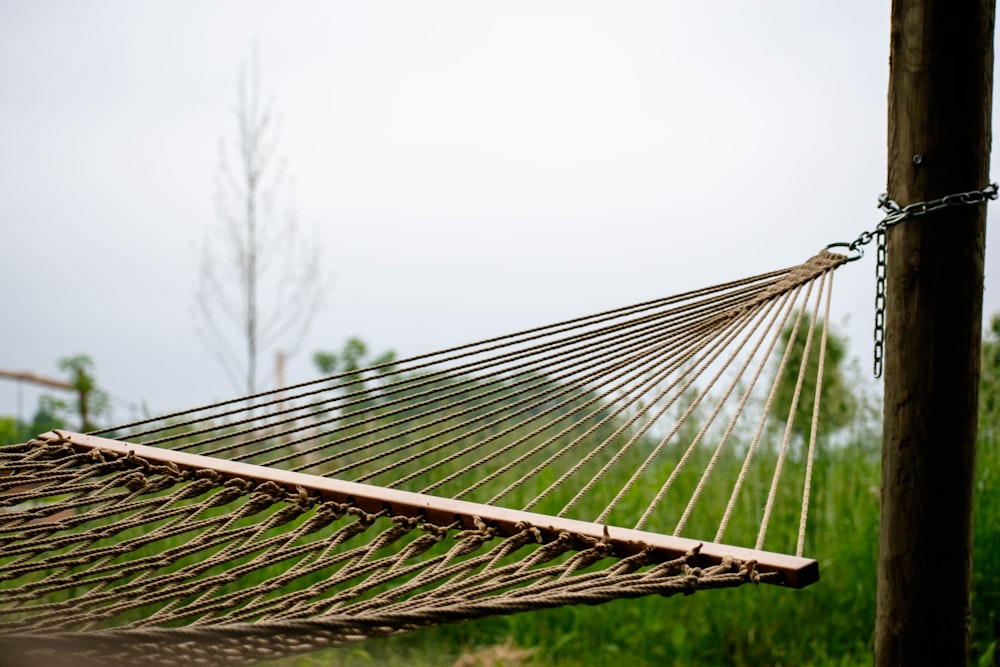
[195, 48, 324, 395]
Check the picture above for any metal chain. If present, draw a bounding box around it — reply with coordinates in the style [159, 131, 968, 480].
[873, 230, 887, 378]
[826, 183, 998, 377]
[828, 183, 998, 261]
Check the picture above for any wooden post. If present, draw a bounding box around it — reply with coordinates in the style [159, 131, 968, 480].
[877, 1, 995, 665]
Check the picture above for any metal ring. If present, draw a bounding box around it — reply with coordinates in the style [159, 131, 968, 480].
[824, 242, 864, 262]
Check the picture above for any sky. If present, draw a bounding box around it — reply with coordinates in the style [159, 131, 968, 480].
[1, 1, 997, 426]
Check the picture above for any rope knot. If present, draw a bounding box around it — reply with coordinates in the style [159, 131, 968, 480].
[346, 506, 382, 526]
[253, 481, 286, 500]
[452, 516, 498, 556]
[575, 526, 615, 559]
[120, 472, 148, 492]
[242, 482, 286, 515]
[418, 522, 454, 547]
[315, 501, 350, 522]
[291, 485, 314, 507]
[512, 522, 544, 545]
[681, 572, 701, 595]
[88, 448, 109, 464]
[392, 515, 420, 531]
[223, 477, 254, 494]
[193, 468, 226, 486]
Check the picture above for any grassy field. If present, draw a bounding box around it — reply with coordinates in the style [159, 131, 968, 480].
[5, 326, 1000, 666]
[255, 433, 884, 667]
[261, 325, 1000, 666]
[259, 412, 1000, 667]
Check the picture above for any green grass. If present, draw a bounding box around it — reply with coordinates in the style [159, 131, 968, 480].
[243, 433, 883, 667]
[5, 356, 1000, 666]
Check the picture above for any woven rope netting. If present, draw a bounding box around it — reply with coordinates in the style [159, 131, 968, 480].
[0, 250, 845, 665]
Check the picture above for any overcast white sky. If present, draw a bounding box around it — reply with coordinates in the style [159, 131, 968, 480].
[1, 1, 997, 425]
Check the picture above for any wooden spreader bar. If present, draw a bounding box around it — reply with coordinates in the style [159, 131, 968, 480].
[41, 430, 818, 589]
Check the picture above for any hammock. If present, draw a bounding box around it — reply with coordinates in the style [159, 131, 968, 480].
[0, 250, 845, 665]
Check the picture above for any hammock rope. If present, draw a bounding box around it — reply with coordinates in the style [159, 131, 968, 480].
[1, 249, 845, 665]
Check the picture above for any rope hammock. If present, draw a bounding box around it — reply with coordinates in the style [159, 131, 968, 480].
[0, 249, 846, 665]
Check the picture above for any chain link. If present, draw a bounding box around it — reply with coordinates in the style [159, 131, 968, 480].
[877, 183, 999, 218]
[827, 183, 998, 378]
[828, 183, 998, 262]
[873, 230, 886, 378]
